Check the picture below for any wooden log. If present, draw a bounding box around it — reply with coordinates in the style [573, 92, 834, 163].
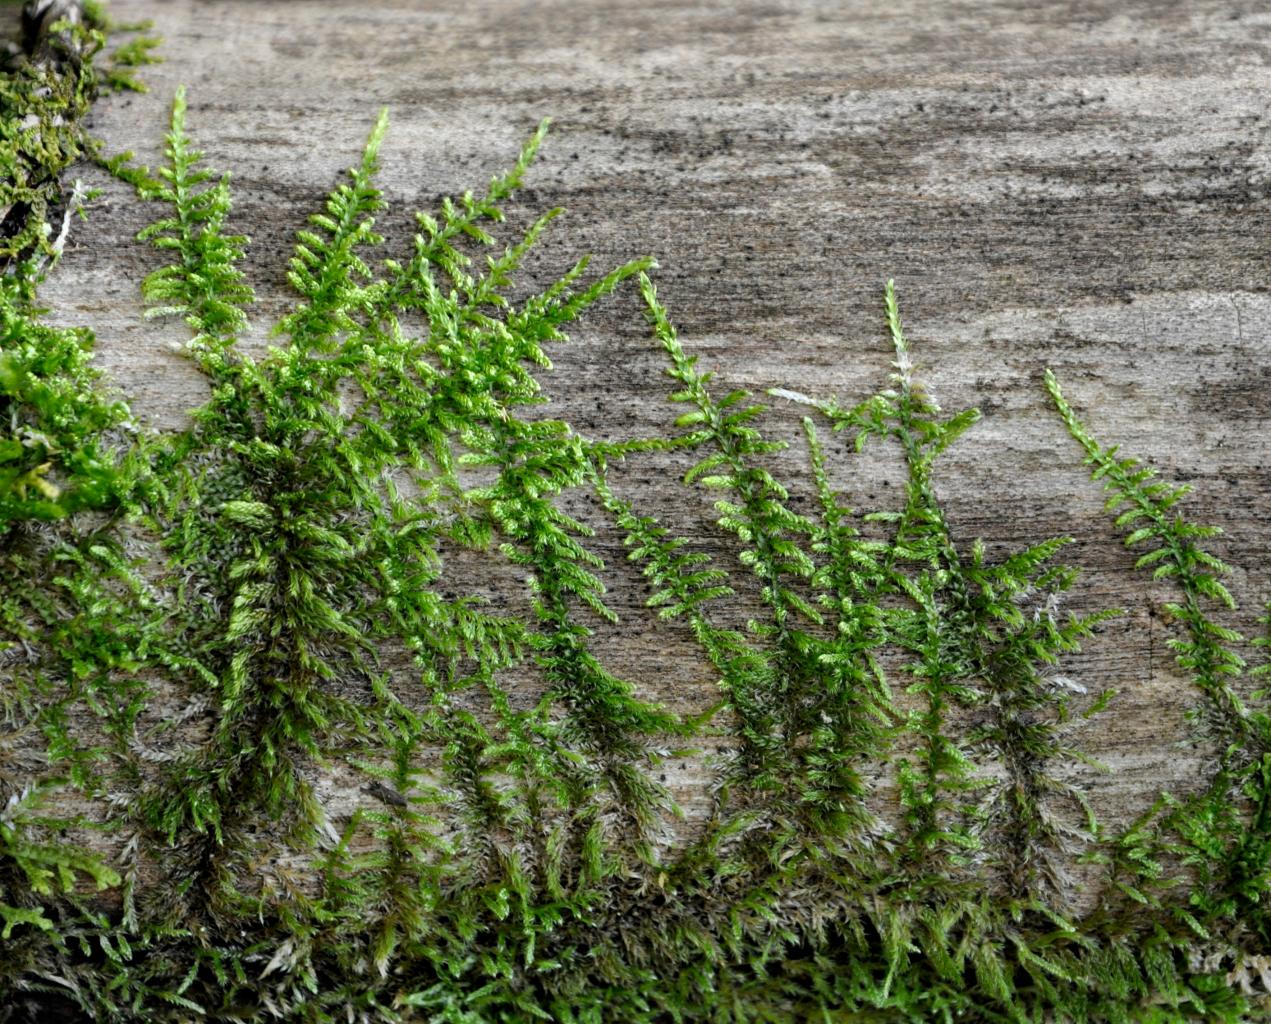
[30, 0, 1271, 892]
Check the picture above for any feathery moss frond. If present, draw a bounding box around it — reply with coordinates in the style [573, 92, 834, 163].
[1047, 367, 1271, 952]
[132, 87, 254, 377]
[277, 108, 387, 353]
[1045, 368, 1249, 743]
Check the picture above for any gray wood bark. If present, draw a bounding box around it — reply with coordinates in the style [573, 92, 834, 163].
[29, 0, 1271, 893]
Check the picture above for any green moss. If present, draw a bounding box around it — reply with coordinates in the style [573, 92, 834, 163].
[3, 64, 1271, 1021]
[0, 1, 159, 269]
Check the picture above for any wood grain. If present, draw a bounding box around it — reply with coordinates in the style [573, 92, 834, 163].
[29, 0, 1271, 899]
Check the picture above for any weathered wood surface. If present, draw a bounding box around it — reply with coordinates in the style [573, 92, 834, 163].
[36, 0, 1271, 866]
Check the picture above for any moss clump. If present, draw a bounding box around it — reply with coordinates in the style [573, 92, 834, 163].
[0, 0, 159, 269]
[2, 77, 1271, 1022]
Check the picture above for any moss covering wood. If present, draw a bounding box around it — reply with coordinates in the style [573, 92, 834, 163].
[3, 16, 1271, 1021]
